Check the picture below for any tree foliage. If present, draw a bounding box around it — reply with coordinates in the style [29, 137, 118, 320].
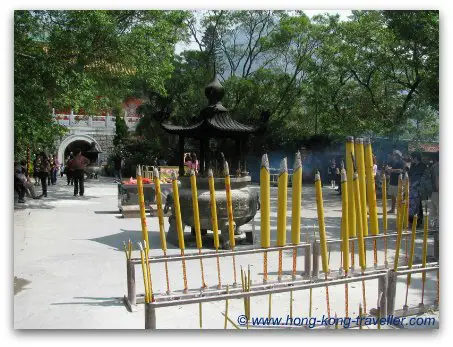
[14, 10, 189, 158]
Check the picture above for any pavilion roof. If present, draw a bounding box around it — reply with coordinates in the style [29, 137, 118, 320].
[161, 112, 258, 138]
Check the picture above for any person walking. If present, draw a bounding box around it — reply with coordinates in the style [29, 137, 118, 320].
[70, 148, 90, 197]
[385, 150, 404, 213]
[37, 152, 51, 197]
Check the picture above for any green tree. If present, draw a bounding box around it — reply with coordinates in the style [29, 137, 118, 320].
[14, 10, 190, 158]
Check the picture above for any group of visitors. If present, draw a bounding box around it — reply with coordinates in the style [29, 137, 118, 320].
[324, 148, 439, 232]
[184, 152, 199, 174]
[14, 148, 90, 203]
[386, 149, 439, 230]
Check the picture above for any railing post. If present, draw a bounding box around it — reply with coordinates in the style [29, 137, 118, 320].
[378, 271, 388, 318]
[387, 270, 397, 316]
[304, 243, 312, 279]
[127, 259, 136, 306]
[145, 303, 156, 330]
[312, 240, 319, 279]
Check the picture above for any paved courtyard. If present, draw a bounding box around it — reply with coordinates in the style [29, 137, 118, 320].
[14, 177, 438, 329]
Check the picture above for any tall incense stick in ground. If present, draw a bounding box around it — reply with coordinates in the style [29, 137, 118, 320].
[353, 171, 367, 313]
[364, 138, 379, 267]
[355, 138, 368, 239]
[224, 161, 237, 286]
[136, 166, 150, 254]
[291, 151, 303, 278]
[345, 137, 356, 239]
[341, 169, 349, 317]
[314, 171, 331, 318]
[190, 169, 207, 289]
[190, 169, 206, 329]
[290, 152, 302, 317]
[260, 154, 272, 314]
[403, 173, 410, 263]
[171, 171, 188, 292]
[394, 176, 405, 271]
[153, 168, 170, 294]
[260, 154, 271, 283]
[277, 158, 288, 281]
[138, 242, 153, 303]
[382, 172, 388, 267]
[405, 215, 418, 309]
[345, 137, 356, 270]
[208, 169, 222, 289]
[421, 201, 429, 304]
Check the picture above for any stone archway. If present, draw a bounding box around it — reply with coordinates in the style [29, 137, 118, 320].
[57, 134, 102, 165]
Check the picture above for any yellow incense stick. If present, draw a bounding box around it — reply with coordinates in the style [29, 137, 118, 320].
[138, 242, 150, 303]
[171, 172, 185, 250]
[353, 172, 366, 271]
[341, 169, 349, 273]
[260, 154, 270, 283]
[382, 172, 388, 266]
[355, 138, 368, 237]
[136, 165, 150, 253]
[314, 172, 329, 274]
[407, 215, 418, 286]
[224, 161, 235, 248]
[345, 137, 356, 238]
[393, 193, 406, 271]
[260, 154, 271, 248]
[208, 169, 220, 250]
[364, 138, 379, 235]
[153, 168, 167, 251]
[291, 152, 302, 245]
[190, 170, 203, 249]
[277, 158, 288, 246]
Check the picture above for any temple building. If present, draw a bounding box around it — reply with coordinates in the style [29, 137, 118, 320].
[52, 97, 143, 165]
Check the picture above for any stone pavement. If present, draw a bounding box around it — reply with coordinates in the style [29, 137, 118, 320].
[13, 177, 438, 329]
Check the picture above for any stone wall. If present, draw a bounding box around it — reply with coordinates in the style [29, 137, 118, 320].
[92, 134, 115, 164]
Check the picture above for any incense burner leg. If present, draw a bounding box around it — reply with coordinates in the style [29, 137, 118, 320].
[166, 213, 180, 247]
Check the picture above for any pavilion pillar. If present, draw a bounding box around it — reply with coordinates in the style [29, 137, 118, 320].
[179, 136, 185, 177]
[235, 139, 242, 173]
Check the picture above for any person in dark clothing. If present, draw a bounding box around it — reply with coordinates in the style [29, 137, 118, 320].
[113, 154, 123, 181]
[33, 155, 40, 186]
[14, 162, 26, 203]
[66, 153, 74, 185]
[335, 159, 344, 195]
[70, 148, 90, 196]
[385, 150, 404, 213]
[327, 158, 336, 188]
[37, 152, 51, 197]
[408, 152, 426, 227]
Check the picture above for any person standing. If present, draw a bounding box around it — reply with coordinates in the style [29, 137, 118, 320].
[66, 153, 74, 185]
[385, 150, 404, 213]
[33, 155, 40, 186]
[328, 158, 336, 189]
[430, 152, 439, 231]
[70, 148, 90, 197]
[51, 154, 59, 185]
[190, 152, 199, 174]
[37, 152, 51, 197]
[408, 152, 426, 227]
[113, 154, 123, 181]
